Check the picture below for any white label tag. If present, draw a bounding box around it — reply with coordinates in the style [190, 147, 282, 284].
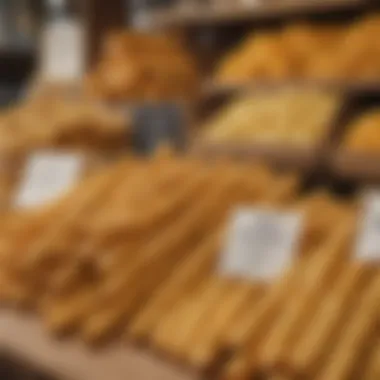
[15, 152, 84, 209]
[220, 207, 303, 281]
[356, 192, 380, 262]
[40, 19, 85, 82]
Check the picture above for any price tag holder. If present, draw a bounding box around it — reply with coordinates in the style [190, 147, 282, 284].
[356, 192, 380, 262]
[220, 207, 303, 281]
[40, 18, 85, 82]
[15, 152, 84, 209]
[132, 103, 187, 155]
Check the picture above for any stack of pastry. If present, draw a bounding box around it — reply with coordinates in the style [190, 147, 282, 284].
[0, 95, 127, 155]
[85, 32, 199, 102]
[342, 109, 380, 154]
[201, 88, 341, 147]
[216, 15, 380, 84]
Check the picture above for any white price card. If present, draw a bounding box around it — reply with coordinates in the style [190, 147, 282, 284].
[220, 207, 303, 281]
[15, 152, 84, 209]
[40, 18, 85, 82]
[356, 192, 380, 262]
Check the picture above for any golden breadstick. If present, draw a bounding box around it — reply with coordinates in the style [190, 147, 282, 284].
[127, 229, 222, 342]
[42, 285, 99, 334]
[186, 281, 260, 369]
[223, 256, 306, 350]
[97, 170, 240, 298]
[152, 280, 207, 350]
[221, 354, 250, 380]
[288, 263, 366, 376]
[315, 273, 380, 380]
[257, 219, 354, 370]
[364, 341, 380, 380]
[86, 159, 202, 234]
[223, 220, 354, 379]
[153, 278, 225, 354]
[169, 277, 233, 358]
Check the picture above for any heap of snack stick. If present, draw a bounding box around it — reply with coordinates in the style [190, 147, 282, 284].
[201, 88, 341, 147]
[221, 219, 380, 380]
[0, 156, 378, 380]
[0, 155, 297, 308]
[216, 14, 380, 84]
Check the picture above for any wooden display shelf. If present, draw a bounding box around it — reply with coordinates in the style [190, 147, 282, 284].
[192, 141, 324, 172]
[0, 311, 193, 380]
[152, 0, 366, 27]
[202, 80, 380, 99]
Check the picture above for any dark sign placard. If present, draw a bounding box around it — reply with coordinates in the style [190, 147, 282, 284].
[132, 103, 187, 155]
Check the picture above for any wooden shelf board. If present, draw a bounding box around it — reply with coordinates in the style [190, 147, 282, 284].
[153, 0, 366, 27]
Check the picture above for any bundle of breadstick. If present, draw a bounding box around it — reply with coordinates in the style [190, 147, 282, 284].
[0, 156, 299, 345]
[129, 192, 354, 371]
[221, 215, 380, 380]
[1, 154, 377, 380]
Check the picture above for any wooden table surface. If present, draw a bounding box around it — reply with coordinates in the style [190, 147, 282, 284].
[0, 311, 194, 380]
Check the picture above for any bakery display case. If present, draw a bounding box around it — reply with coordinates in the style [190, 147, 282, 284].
[1, 2, 380, 380]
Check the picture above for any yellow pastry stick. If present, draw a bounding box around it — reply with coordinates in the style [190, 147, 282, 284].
[288, 263, 367, 376]
[315, 273, 380, 380]
[257, 220, 354, 370]
[364, 341, 380, 380]
[127, 229, 222, 342]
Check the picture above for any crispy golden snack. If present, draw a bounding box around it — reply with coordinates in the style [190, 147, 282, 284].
[287, 263, 367, 376]
[127, 230, 223, 342]
[222, 220, 354, 379]
[364, 341, 380, 380]
[185, 281, 259, 369]
[79, 170, 251, 343]
[314, 273, 380, 380]
[256, 220, 355, 371]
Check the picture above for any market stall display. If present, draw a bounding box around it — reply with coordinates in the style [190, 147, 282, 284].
[0, 154, 378, 380]
[1, 2, 380, 380]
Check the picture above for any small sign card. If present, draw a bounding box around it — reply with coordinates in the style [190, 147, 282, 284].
[220, 207, 303, 281]
[40, 18, 85, 82]
[356, 191, 380, 262]
[15, 152, 84, 209]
